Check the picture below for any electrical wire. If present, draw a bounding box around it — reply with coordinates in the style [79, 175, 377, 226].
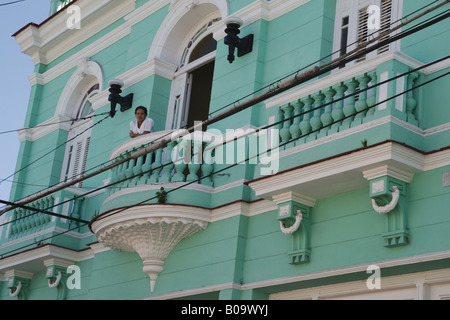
[92, 74, 450, 224]
[1, 1, 448, 220]
[0, 111, 110, 136]
[2, 3, 449, 217]
[2, 54, 449, 230]
[208, 0, 450, 117]
[0, 114, 110, 186]
[6, 0, 445, 201]
[1, 68, 449, 260]
[0, 0, 25, 6]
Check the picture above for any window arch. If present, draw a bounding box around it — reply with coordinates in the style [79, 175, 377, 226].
[55, 59, 103, 188]
[165, 18, 219, 130]
[60, 83, 99, 187]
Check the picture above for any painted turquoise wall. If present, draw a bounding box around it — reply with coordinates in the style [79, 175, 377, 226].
[2, 0, 450, 300]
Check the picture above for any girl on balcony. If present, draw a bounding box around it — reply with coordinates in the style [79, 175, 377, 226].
[129, 106, 154, 138]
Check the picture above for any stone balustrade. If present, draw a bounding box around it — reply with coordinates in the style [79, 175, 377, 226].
[106, 131, 214, 198]
[9, 197, 54, 240]
[8, 191, 85, 240]
[275, 63, 421, 148]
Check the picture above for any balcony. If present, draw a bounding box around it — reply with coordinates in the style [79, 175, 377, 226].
[91, 130, 216, 292]
[1, 189, 85, 253]
[90, 52, 431, 292]
[103, 130, 215, 208]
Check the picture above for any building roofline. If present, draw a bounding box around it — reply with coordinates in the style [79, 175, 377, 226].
[12, 0, 81, 38]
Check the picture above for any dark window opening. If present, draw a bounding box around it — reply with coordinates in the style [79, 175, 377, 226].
[186, 60, 215, 129]
[189, 34, 217, 63]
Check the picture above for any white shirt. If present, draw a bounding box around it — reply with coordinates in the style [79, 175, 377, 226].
[130, 118, 154, 135]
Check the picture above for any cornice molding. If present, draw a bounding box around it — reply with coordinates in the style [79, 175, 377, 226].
[14, 0, 135, 65]
[18, 115, 72, 142]
[146, 250, 450, 300]
[247, 141, 450, 201]
[272, 191, 316, 207]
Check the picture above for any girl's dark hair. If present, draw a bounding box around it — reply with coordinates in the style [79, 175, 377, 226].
[135, 106, 148, 115]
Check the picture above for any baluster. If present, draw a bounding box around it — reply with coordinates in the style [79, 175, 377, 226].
[46, 196, 54, 224]
[131, 153, 145, 186]
[11, 209, 19, 237]
[25, 204, 33, 233]
[341, 79, 358, 129]
[280, 103, 293, 144]
[148, 147, 163, 183]
[354, 74, 370, 125]
[38, 199, 47, 228]
[187, 140, 201, 182]
[39, 201, 47, 226]
[172, 139, 189, 182]
[107, 155, 121, 196]
[329, 82, 347, 134]
[365, 71, 377, 119]
[289, 100, 303, 143]
[116, 152, 129, 190]
[124, 149, 137, 187]
[160, 141, 177, 183]
[299, 96, 313, 142]
[15, 208, 24, 236]
[201, 142, 214, 186]
[31, 200, 42, 232]
[309, 92, 324, 140]
[406, 72, 419, 126]
[319, 87, 336, 137]
[139, 149, 154, 185]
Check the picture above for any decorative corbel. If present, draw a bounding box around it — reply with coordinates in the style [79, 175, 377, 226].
[44, 258, 73, 300]
[6, 270, 33, 300]
[273, 192, 315, 264]
[368, 174, 410, 247]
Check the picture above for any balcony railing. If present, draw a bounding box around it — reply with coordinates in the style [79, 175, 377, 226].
[272, 58, 421, 149]
[7, 191, 85, 241]
[106, 131, 215, 198]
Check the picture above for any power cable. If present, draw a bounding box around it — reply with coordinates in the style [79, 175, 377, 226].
[0, 111, 110, 136]
[2, 54, 449, 230]
[0, 199, 89, 224]
[0, 114, 110, 186]
[7, 0, 445, 201]
[208, 0, 450, 117]
[0, 0, 450, 215]
[0, 0, 25, 6]
[2, 67, 448, 260]
[1, 1, 449, 215]
[92, 73, 450, 224]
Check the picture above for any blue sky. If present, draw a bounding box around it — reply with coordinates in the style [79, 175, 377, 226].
[0, 0, 50, 205]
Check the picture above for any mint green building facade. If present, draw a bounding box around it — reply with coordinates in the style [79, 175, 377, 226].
[1, 0, 450, 300]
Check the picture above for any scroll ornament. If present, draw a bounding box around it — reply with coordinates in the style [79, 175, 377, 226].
[372, 186, 400, 214]
[280, 210, 303, 234]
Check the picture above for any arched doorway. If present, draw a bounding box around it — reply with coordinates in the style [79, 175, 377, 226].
[150, 2, 227, 131]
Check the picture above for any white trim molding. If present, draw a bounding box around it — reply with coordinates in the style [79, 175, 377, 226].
[13, 0, 135, 65]
[91, 204, 210, 292]
[247, 140, 450, 202]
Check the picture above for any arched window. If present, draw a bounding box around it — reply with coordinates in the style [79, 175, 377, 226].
[166, 21, 218, 130]
[60, 84, 99, 187]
